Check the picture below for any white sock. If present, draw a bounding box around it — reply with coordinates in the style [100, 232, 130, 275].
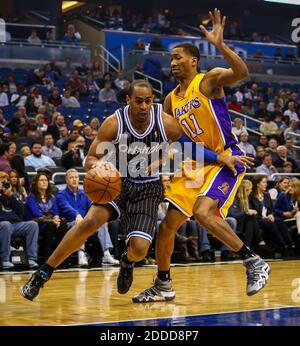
[103, 249, 110, 257]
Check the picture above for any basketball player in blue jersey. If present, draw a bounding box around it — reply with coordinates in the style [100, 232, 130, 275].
[20, 80, 252, 301]
[133, 9, 270, 303]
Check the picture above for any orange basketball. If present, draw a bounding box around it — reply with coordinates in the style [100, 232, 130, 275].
[83, 164, 122, 204]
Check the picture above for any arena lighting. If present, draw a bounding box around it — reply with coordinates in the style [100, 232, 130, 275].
[264, 0, 300, 5]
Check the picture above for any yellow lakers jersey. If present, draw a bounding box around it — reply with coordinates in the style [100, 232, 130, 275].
[171, 73, 238, 153]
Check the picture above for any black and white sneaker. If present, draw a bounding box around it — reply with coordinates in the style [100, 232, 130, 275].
[243, 255, 271, 296]
[20, 270, 50, 301]
[117, 252, 134, 294]
[132, 277, 175, 303]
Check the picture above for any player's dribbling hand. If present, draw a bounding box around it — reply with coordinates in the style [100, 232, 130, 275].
[217, 155, 254, 176]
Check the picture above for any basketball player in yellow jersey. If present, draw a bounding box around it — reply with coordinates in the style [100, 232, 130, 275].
[133, 9, 271, 303]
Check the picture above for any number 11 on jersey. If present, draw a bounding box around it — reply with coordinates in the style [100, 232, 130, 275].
[181, 113, 204, 138]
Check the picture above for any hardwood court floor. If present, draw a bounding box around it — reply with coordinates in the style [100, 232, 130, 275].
[0, 260, 300, 326]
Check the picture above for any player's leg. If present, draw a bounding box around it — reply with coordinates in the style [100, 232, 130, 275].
[117, 235, 151, 294]
[20, 204, 113, 301]
[193, 196, 244, 251]
[193, 166, 270, 296]
[132, 205, 188, 302]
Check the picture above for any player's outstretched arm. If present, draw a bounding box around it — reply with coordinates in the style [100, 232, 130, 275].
[200, 8, 248, 87]
[84, 114, 118, 171]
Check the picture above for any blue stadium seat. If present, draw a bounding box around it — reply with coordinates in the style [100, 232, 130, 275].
[2, 106, 18, 120]
[0, 67, 12, 79]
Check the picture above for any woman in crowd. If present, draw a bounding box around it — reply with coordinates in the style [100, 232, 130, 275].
[275, 178, 300, 247]
[9, 169, 27, 202]
[269, 176, 290, 200]
[89, 117, 101, 131]
[250, 175, 295, 257]
[229, 180, 271, 257]
[25, 172, 68, 261]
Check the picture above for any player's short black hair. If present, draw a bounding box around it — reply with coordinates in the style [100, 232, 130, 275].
[173, 43, 201, 62]
[128, 79, 153, 97]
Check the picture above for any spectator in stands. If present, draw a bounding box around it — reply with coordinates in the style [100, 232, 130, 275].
[48, 87, 62, 108]
[242, 98, 255, 116]
[66, 70, 88, 97]
[20, 118, 42, 139]
[42, 133, 62, 160]
[56, 169, 119, 266]
[90, 117, 101, 131]
[229, 180, 269, 255]
[56, 126, 69, 149]
[62, 24, 80, 45]
[0, 179, 39, 269]
[30, 87, 43, 108]
[250, 175, 295, 257]
[61, 57, 74, 78]
[275, 178, 300, 248]
[9, 169, 27, 202]
[258, 135, 268, 148]
[91, 61, 103, 82]
[116, 80, 130, 104]
[274, 145, 298, 172]
[255, 101, 268, 120]
[238, 131, 256, 157]
[44, 64, 57, 83]
[0, 143, 12, 173]
[150, 37, 165, 51]
[114, 71, 129, 91]
[284, 101, 299, 122]
[49, 57, 62, 78]
[47, 113, 66, 142]
[27, 29, 41, 45]
[259, 115, 280, 137]
[81, 125, 93, 148]
[20, 145, 31, 158]
[25, 96, 38, 116]
[10, 84, 27, 107]
[0, 110, 6, 129]
[234, 87, 244, 104]
[256, 153, 278, 180]
[25, 141, 56, 170]
[61, 141, 83, 170]
[0, 84, 9, 108]
[61, 89, 80, 108]
[28, 68, 44, 86]
[6, 74, 17, 94]
[133, 37, 145, 50]
[10, 154, 29, 192]
[25, 172, 68, 261]
[283, 120, 300, 144]
[36, 114, 48, 134]
[282, 161, 293, 174]
[254, 146, 266, 167]
[61, 126, 80, 152]
[266, 138, 279, 162]
[76, 58, 90, 78]
[98, 81, 117, 103]
[269, 176, 290, 200]
[232, 118, 248, 138]
[284, 137, 298, 160]
[227, 95, 242, 112]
